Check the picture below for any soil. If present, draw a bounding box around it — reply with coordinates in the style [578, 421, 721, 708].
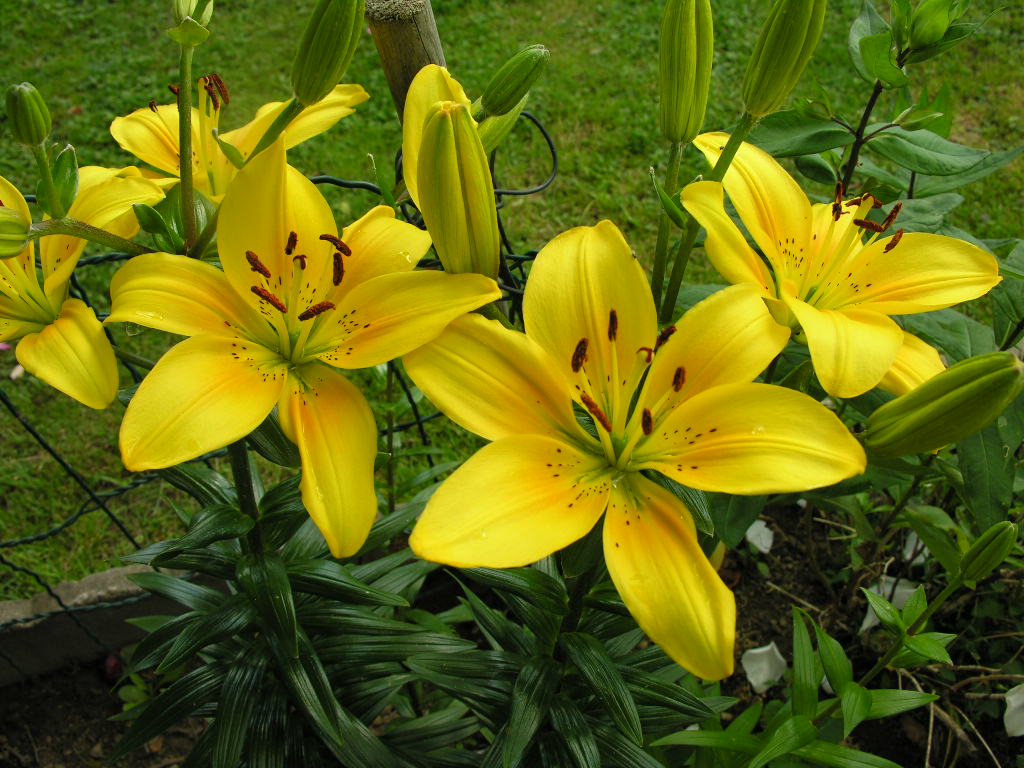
[0, 505, 1017, 767]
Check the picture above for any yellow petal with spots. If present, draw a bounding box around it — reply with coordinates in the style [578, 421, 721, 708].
[605, 476, 735, 680]
[410, 435, 612, 568]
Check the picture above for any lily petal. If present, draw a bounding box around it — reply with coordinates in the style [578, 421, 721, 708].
[681, 181, 774, 293]
[784, 295, 904, 397]
[279, 363, 378, 558]
[645, 284, 789, 413]
[878, 332, 945, 396]
[635, 382, 865, 493]
[0, 175, 34, 273]
[827, 232, 1001, 314]
[120, 334, 287, 470]
[693, 133, 812, 274]
[403, 313, 581, 442]
[313, 270, 500, 368]
[108, 252, 272, 342]
[409, 435, 612, 568]
[524, 221, 655, 422]
[337, 206, 432, 288]
[402, 65, 472, 207]
[15, 298, 117, 409]
[110, 105, 188, 179]
[605, 476, 735, 680]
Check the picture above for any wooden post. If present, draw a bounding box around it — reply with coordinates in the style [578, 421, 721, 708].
[366, 0, 447, 122]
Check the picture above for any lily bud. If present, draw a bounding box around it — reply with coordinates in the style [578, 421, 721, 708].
[741, 0, 827, 118]
[960, 522, 1017, 583]
[481, 44, 548, 118]
[416, 101, 500, 279]
[172, 0, 213, 25]
[0, 205, 31, 259]
[291, 0, 365, 106]
[5, 82, 52, 147]
[909, 0, 956, 49]
[865, 352, 1024, 457]
[658, 0, 714, 143]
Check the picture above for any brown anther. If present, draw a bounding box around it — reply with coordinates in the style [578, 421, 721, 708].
[571, 338, 589, 373]
[853, 218, 885, 233]
[285, 231, 298, 255]
[883, 228, 904, 253]
[319, 233, 352, 256]
[672, 366, 685, 392]
[607, 309, 618, 341]
[298, 301, 336, 321]
[580, 393, 612, 432]
[333, 252, 344, 286]
[863, 193, 884, 209]
[207, 73, 229, 105]
[147, 100, 158, 113]
[168, 84, 181, 97]
[654, 325, 676, 353]
[844, 197, 862, 208]
[831, 202, 843, 221]
[202, 79, 220, 110]
[245, 250, 272, 278]
[881, 202, 902, 231]
[833, 181, 845, 204]
[641, 408, 653, 435]
[292, 254, 308, 269]
[637, 346, 654, 364]
[251, 286, 287, 313]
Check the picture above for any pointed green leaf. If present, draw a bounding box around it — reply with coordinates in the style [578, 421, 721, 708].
[212, 653, 268, 768]
[236, 552, 298, 658]
[792, 609, 818, 717]
[560, 632, 642, 744]
[157, 595, 258, 673]
[814, 624, 853, 692]
[288, 558, 408, 605]
[591, 724, 664, 768]
[128, 571, 224, 612]
[502, 656, 561, 768]
[866, 689, 939, 719]
[902, 633, 953, 665]
[548, 695, 600, 768]
[748, 714, 817, 768]
[860, 588, 904, 634]
[900, 585, 928, 627]
[159, 463, 236, 506]
[867, 126, 989, 176]
[839, 681, 872, 738]
[848, 0, 891, 82]
[749, 110, 853, 156]
[793, 739, 904, 767]
[858, 32, 908, 87]
[651, 169, 687, 228]
[152, 504, 253, 565]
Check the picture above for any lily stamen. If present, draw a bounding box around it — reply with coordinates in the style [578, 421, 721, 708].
[298, 301, 335, 321]
[883, 229, 904, 253]
[654, 325, 676, 353]
[608, 309, 618, 341]
[285, 231, 298, 255]
[333, 252, 344, 286]
[245, 250, 272, 278]
[580, 392, 612, 433]
[571, 338, 589, 373]
[250, 285, 287, 313]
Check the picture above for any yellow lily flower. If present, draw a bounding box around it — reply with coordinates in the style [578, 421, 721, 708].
[110, 79, 368, 200]
[0, 168, 163, 408]
[682, 133, 1001, 398]
[108, 139, 501, 558]
[403, 221, 866, 680]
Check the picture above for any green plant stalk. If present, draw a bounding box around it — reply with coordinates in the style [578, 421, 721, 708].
[651, 141, 684, 308]
[178, 46, 197, 251]
[812, 575, 962, 728]
[246, 98, 304, 162]
[30, 144, 64, 219]
[228, 440, 263, 552]
[113, 348, 155, 370]
[189, 205, 220, 259]
[839, 79, 884, 191]
[30, 218, 153, 255]
[659, 110, 757, 322]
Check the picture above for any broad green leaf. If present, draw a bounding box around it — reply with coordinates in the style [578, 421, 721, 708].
[159, 463, 236, 506]
[905, 19, 990, 64]
[644, 471, 715, 535]
[128, 571, 224, 612]
[900, 585, 928, 627]
[749, 110, 854, 156]
[726, 701, 764, 735]
[236, 552, 298, 658]
[560, 632, 642, 744]
[866, 125, 988, 176]
[814, 625, 852, 692]
[620, 666, 714, 719]
[316, 632, 475, 665]
[860, 589, 904, 633]
[151, 504, 253, 565]
[901, 308, 996, 361]
[748, 715, 817, 768]
[157, 594, 257, 673]
[791, 609, 818, 717]
[958, 422, 1013, 530]
[457, 578, 535, 656]
[858, 32, 908, 87]
[795, 154, 838, 185]
[248, 692, 288, 768]
[992, 242, 1024, 350]
[383, 702, 479, 754]
[548, 695, 600, 768]
[212, 653, 267, 768]
[247, 409, 301, 467]
[902, 508, 962, 574]
[866, 689, 938, 719]
[503, 656, 561, 768]
[839, 681, 872, 738]
[710, 493, 768, 548]
[916, 144, 1024, 196]
[287, 559, 409, 606]
[653, 729, 760, 751]
[848, 0, 891, 83]
[463, 566, 568, 615]
[166, 16, 210, 46]
[793, 740, 904, 767]
[591, 724, 665, 768]
[902, 633, 953, 665]
[888, 193, 963, 233]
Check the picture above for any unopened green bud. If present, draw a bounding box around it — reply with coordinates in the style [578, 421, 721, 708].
[481, 44, 548, 117]
[658, 0, 714, 143]
[0, 206, 31, 259]
[291, 0, 365, 106]
[741, 0, 827, 118]
[909, 0, 955, 49]
[172, 0, 213, 25]
[416, 101, 500, 279]
[5, 83, 52, 147]
[960, 522, 1018, 583]
[477, 94, 528, 154]
[865, 352, 1024, 457]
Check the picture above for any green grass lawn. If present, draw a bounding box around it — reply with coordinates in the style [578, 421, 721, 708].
[0, 0, 1020, 599]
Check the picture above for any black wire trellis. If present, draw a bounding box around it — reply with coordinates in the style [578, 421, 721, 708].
[0, 111, 557, 679]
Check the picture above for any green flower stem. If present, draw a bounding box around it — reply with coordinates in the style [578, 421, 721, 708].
[30, 144, 64, 219]
[651, 140, 684, 308]
[812, 575, 962, 729]
[247, 98, 304, 162]
[188, 205, 220, 259]
[178, 46, 197, 250]
[840, 79, 884, 191]
[113, 348, 155, 370]
[658, 110, 757, 323]
[30, 218, 153, 255]
[228, 440, 263, 551]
